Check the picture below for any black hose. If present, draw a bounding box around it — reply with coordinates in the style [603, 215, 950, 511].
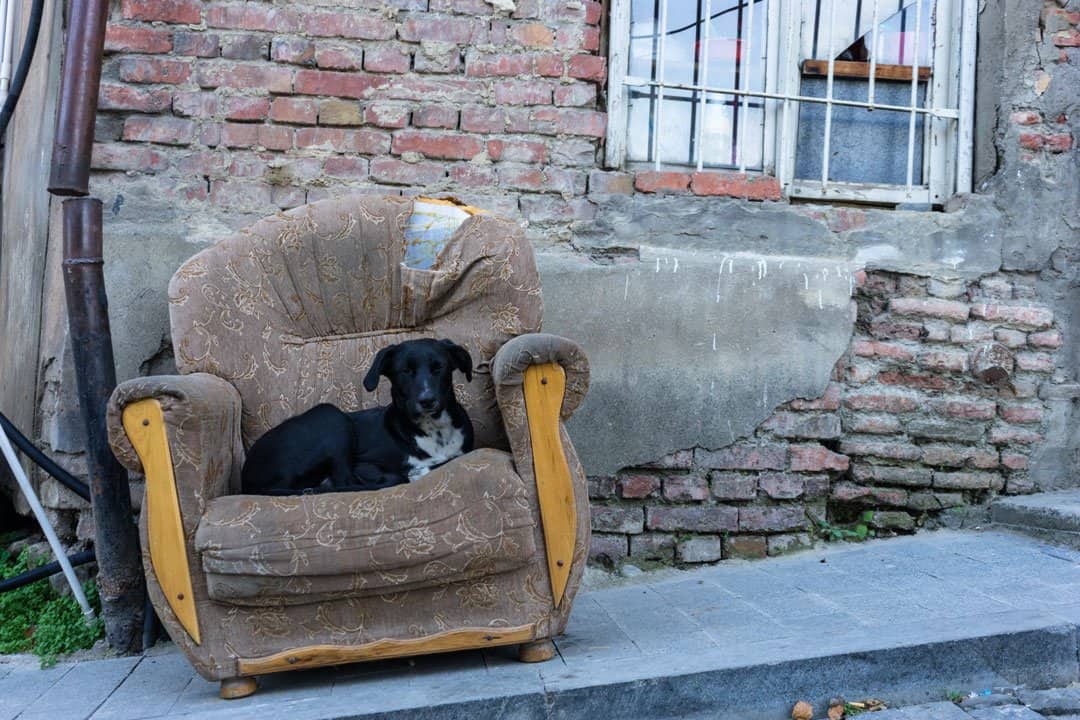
[0, 412, 91, 501]
[0, 549, 96, 593]
[0, 0, 47, 139]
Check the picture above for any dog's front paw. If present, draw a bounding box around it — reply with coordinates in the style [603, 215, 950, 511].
[407, 467, 430, 482]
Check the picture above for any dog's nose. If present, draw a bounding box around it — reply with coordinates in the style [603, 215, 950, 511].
[418, 395, 438, 411]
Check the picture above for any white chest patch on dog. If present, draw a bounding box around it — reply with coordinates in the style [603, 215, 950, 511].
[407, 412, 465, 481]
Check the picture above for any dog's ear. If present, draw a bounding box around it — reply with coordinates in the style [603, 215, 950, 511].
[364, 344, 397, 392]
[440, 340, 472, 382]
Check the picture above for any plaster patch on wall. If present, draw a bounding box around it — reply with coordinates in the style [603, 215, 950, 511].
[540, 250, 858, 475]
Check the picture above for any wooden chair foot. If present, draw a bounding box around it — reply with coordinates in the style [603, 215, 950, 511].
[518, 638, 556, 663]
[220, 677, 258, 699]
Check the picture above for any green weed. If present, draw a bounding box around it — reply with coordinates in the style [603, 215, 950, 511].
[0, 547, 104, 667]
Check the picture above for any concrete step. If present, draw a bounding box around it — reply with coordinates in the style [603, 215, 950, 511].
[6, 531, 1080, 720]
[992, 490, 1080, 549]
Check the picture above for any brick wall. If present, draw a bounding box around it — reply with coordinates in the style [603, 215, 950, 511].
[588, 270, 1062, 567]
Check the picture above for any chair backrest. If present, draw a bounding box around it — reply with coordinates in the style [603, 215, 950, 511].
[168, 194, 543, 450]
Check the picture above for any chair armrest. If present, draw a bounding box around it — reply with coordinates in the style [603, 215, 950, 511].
[492, 333, 589, 420]
[107, 372, 244, 523]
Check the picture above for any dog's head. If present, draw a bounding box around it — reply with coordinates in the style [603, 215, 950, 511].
[363, 339, 473, 421]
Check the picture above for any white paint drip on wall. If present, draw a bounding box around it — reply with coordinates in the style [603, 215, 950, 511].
[624, 274, 630, 301]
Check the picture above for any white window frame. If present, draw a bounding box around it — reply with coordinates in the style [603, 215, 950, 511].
[605, 0, 978, 205]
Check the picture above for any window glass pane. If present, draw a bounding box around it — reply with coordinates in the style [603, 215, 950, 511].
[806, 0, 933, 66]
[626, 0, 768, 170]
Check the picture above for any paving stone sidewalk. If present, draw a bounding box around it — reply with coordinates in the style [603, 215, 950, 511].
[861, 685, 1080, 719]
[4, 529, 1080, 720]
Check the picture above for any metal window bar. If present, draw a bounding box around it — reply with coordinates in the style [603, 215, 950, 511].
[652, 0, 669, 170]
[821, 0, 837, 188]
[695, 0, 713, 171]
[905, 0, 923, 189]
[737, 0, 756, 172]
[867, 0, 880, 105]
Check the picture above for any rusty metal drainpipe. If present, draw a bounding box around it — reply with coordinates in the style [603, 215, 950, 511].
[49, 0, 145, 652]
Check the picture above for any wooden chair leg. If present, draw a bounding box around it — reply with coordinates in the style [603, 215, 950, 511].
[220, 676, 258, 699]
[518, 638, 556, 663]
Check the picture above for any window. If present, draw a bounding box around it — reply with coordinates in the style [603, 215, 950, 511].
[606, 0, 978, 205]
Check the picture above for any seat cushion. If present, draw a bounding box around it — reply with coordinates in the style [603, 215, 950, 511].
[193, 449, 537, 606]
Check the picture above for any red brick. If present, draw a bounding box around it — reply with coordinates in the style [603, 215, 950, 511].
[764, 412, 841, 440]
[175, 151, 226, 176]
[690, 172, 782, 200]
[870, 320, 924, 340]
[710, 472, 757, 500]
[315, 46, 364, 71]
[1019, 133, 1045, 150]
[758, 473, 806, 499]
[1028, 330, 1062, 348]
[294, 69, 385, 98]
[989, 425, 1042, 445]
[789, 444, 849, 472]
[1001, 453, 1028, 470]
[739, 506, 808, 532]
[269, 37, 313, 64]
[172, 91, 219, 117]
[497, 165, 545, 191]
[786, 383, 842, 411]
[838, 439, 921, 462]
[104, 25, 173, 54]
[634, 171, 690, 194]
[932, 398, 996, 420]
[510, 23, 554, 47]
[617, 473, 660, 499]
[205, 4, 300, 32]
[934, 471, 1003, 491]
[399, 15, 486, 44]
[844, 389, 918, 414]
[321, 156, 369, 178]
[662, 474, 709, 502]
[530, 107, 605, 136]
[461, 106, 530, 133]
[392, 131, 483, 160]
[844, 414, 901, 435]
[196, 62, 293, 93]
[725, 535, 767, 560]
[220, 122, 257, 147]
[413, 106, 459, 129]
[220, 35, 267, 60]
[296, 127, 391, 154]
[1015, 351, 1055, 373]
[303, 11, 395, 40]
[554, 83, 597, 107]
[379, 77, 483, 104]
[646, 506, 738, 533]
[889, 297, 970, 322]
[592, 506, 643, 534]
[487, 139, 547, 163]
[568, 53, 606, 82]
[223, 96, 269, 121]
[950, 323, 995, 344]
[589, 534, 628, 563]
[369, 157, 445, 185]
[122, 0, 201, 24]
[916, 349, 968, 373]
[584, 1, 602, 24]
[270, 97, 317, 124]
[364, 45, 411, 73]
[1052, 29, 1080, 46]
[493, 80, 552, 106]
[448, 164, 496, 187]
[365, 103, 410, 129]
[970, 304, 1053, 329]
[91, 143, 168, 172]
[588, 170, 634, 195]
[123, 116, 196, 145]
[174, 32, 220, 57]
[1010, 110, 1041, 125]
[696, 444, 786, 471]
[257, 126, 293, 151]
[1046, 134, 1074, 153]
[98, 84, 171, 113]
[118, 57, 190, 84]
[876, 371, 954, 391]
[851, 340, 915, 361]
[999, 404, 1044, 424]
[466, 52, 533, 77]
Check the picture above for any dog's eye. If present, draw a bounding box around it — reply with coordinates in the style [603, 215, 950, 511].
[431, 363, 444, 372]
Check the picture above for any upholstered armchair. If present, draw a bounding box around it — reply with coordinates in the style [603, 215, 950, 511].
[106, 195, 591, 698]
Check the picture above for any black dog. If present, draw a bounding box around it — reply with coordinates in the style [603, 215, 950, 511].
[240, 339, 475, 495]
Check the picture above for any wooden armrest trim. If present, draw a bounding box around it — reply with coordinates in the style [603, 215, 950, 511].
[237, 625, 536, 675]
[122, 399, 201, 645]
[523, 362, 575, 608]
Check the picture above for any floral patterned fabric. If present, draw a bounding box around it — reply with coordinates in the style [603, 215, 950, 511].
[106, 194, 590, 682]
